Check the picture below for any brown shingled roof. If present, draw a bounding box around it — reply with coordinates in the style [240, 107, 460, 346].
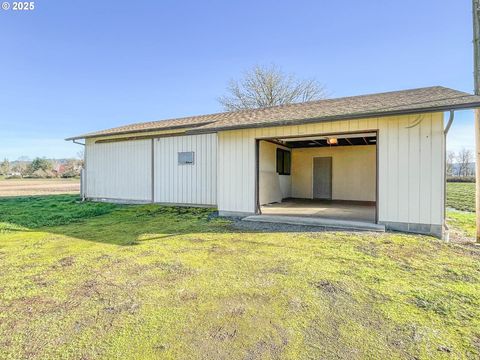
[66, 114, 217, 140]
[66, 86, 480, 140]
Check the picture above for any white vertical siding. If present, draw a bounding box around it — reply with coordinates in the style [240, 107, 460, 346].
[217, 113, 445, 226]
[85, 140, 152, 201]
[430, 116, 444, 224]
[397, 115, 410, 223]
[153, 133, 217, 205]
[378, 113, 444, 226]
[218, 130, 256, 213]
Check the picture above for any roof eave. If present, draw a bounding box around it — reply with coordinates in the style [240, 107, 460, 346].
[65, 121, 216, 141]
[188, 102, 480, 134]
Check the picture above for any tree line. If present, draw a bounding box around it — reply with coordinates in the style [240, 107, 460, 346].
[446, 148, 475, 178]
[0, 156, 84, 179]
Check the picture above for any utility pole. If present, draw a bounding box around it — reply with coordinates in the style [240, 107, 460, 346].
[473, 0, 480, 242]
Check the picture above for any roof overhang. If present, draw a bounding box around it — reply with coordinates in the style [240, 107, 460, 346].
[65, 122, 216, 141]
[65, 86, 480, 141]
[188, 102, 480, 134]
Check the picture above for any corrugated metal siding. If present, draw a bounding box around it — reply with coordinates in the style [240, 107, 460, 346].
[85, 140, 152, 201]
[153, 134, 217, 205]
[217, 113, 445, 225]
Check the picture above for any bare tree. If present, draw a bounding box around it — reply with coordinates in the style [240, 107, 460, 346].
[457, 148, 473, 176]
[77, 149, 85, 167]
[446, 151, 456, 176]
[218, 64, 328, 111]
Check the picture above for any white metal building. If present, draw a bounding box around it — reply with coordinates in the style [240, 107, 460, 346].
[67, 86, 480, 238]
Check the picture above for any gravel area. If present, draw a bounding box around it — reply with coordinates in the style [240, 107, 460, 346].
[230, 218, 358, 233]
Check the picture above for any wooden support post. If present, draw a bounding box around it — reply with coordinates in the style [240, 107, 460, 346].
[473, 0, 480, 241]
[476, 109, 480, 242]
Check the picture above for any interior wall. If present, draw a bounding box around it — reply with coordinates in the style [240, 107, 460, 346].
[259, 141, 291, 204]
[291, 145, 376, 201]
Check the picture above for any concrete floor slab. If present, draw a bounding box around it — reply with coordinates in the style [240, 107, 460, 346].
[261, 199, 376, 223]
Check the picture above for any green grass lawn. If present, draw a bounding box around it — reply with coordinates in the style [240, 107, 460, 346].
[445, 182, 476, 240]
[447, 210, 476, 239]
[1, 196, 480, 359]
[446, 182, 475, 212]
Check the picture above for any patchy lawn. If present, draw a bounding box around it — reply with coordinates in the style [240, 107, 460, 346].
[1, 196, 480, 359]
[447, 182, 475, 212]
[446, 182, 476, 242]
[447, 210, 476, 240]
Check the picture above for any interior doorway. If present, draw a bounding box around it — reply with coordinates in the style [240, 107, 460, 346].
[313, 157, 332, 199]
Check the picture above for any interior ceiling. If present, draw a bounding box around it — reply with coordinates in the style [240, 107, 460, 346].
[272, 133, 377, 148]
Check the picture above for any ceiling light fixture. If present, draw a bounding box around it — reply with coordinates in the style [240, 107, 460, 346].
[327, 137, 338, 145]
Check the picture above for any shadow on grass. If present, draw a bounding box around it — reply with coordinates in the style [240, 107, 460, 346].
[0, 194, 118, 228]
[0, 195, 227, 245]
[0, 194, 356, 246]
[0, 195, 227, 246]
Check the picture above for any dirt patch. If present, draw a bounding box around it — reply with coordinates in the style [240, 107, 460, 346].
[314, 280, 349, 297]
[12, 295, 60, 315]
[448, 227, 475, 244]
[472, 335, 480, 354]
[95, 254, 112, 261]
[307, 279, 417, 359]
[210, 325, 238, 341]
[148, 260, 198, 285]
[52, 256, 75, 268]
[177, 289, 198, 302]
[356, 242, 379, 257]
[154, 260, 195, 275]
[397, 260, 416, 273]
[31, 274, 54, 287]
[216, 297, 248, 319]
[288, 296, 308, 313]
[229, 305, 245, 317]
[451, 243, 480, 258]
[104, 300, 139, 315]
[263, 263, 289, 275]
[245, 323, 289, 360]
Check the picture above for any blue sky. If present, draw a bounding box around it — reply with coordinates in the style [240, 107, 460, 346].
[0, 0, 476, 160]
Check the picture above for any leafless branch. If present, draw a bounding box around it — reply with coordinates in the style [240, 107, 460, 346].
[218, 64, 328, 111]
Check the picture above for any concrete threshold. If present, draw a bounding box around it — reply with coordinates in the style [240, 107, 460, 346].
[242, 215, 385, 232]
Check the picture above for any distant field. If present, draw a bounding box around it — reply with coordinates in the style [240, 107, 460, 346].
[0, 178, 80, 197]
[446, 182, 475, 212]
